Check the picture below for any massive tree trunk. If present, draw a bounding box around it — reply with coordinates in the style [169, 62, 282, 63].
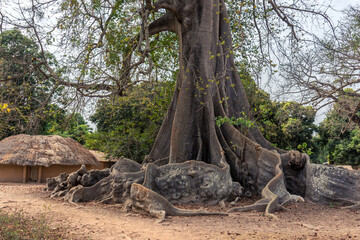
[48, 0, 360, 219]
[146, 0, 280, 191]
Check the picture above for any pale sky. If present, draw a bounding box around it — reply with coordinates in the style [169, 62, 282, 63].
[332, 0, 360, 9]
[330, 0, 360, 22]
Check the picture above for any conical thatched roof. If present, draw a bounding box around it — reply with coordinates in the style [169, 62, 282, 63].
[0, 134, 99, 167]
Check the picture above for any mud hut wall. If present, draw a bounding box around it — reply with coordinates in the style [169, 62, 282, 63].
[0, 164, 24, 182]
[41, 164, 89, 181]
[85, 163, 107, 170]
[88, 163, 103, 170]
[90, 161, 113, 170]
[0, 164, 105, 183]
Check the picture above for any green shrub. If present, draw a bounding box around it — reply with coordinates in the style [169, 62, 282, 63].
[86, 81, 175, 162]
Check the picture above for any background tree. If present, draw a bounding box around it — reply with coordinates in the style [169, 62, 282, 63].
[86, 80, 174, 161]
[0, 29, 89, 142]
[0, 29, 62, 139]
[0, 103, 11, 137]
[315, 92, 360, 166]
[280, 6, 360, 127]
[44, 107, 91, 144]
[239, 69, 317, 153]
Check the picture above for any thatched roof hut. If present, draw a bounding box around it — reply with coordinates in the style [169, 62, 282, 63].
[0, 134, 99, 167]
[0, 134, 99, 183]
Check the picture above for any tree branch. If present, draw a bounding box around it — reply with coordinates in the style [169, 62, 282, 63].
[148, 12, 179, 35]
[348, 102, 360, 126]
[252, 0, 265, 59]
[146, 0, 180, 19]
[267, 0, 298, 41]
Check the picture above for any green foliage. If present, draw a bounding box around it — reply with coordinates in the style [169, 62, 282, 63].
[263, 101, 317, 152]
[0, 29, 61, 139]
[315, 98, 360, 166]
[254, 100, 316, 151]
[56, 0, 179, 88]
[331, 129, 360, 166]
[297, 142, 313, 156]
[239, 67, 317, 152]
[215, 114, 255, 133]
[86, 81, 175, 162]
[43, 108, 91, 144]
[0, 30, 83, 142]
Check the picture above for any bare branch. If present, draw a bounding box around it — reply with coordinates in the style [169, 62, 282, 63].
[267, 0, 298, 41]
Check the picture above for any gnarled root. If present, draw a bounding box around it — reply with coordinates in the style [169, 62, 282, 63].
[227, 149, 305, 218]
[125, 183, 228, 222]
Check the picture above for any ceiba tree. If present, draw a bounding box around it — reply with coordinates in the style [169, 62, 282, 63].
[145, 0, 274, 163]
[39, 0, 360, 214]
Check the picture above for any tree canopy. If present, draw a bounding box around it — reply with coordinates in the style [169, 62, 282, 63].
[315, 91, 360, 166]
[0, 29, 60, 138]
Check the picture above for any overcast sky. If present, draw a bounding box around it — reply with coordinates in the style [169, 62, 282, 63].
[332, 0, 360, 9]
[330, 0, 360, 21]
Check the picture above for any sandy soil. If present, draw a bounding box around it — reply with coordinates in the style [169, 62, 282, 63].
[0, 183, 360, 240]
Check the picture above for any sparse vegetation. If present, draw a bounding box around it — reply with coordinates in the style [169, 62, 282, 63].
[0, 209, 65, 240]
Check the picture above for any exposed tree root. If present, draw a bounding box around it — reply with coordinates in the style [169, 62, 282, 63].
[124, 183, 228, 223]
[306, 163, 360, 206]
[227, 148, 304, 218]
[343, 204, 360, 210]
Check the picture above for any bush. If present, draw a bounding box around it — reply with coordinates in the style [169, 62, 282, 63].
[86, 81, 175, 162]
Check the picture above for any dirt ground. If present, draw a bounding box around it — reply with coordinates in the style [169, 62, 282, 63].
[0, 183, 359, 240]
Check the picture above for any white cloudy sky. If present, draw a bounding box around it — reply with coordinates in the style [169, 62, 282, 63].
[330, 0, 360, 20]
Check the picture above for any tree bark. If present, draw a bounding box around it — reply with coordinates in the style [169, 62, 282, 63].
[146, 0, 276, 184]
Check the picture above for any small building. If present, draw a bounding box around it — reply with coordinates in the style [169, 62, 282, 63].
[0, 134, 100, 183]
[89, 150, 117, 169]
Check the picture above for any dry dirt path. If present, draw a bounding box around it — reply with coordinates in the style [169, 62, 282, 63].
[0, 183, 360, 240]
